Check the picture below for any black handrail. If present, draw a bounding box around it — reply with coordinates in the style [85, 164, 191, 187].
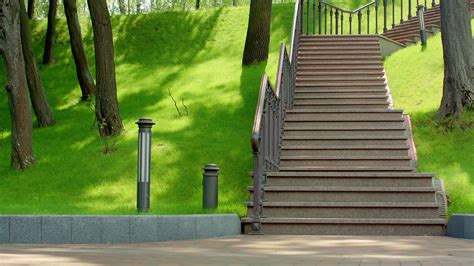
[302, 0, 441, 35]
[249, 0, 300, 234]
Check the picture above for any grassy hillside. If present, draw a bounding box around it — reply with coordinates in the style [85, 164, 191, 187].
[0, 4, 293, 215]
[384, 21, 474, 215]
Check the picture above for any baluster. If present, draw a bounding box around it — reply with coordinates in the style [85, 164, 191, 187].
[324, 5, 327, 34]
[318, 1, 322, 34]
[330, 8, 333, 34]
[341, 12, 344, 34]
[335, 9, 339, 34]
[400, 0, 404, 23]
[306, 0, 310, 34]
[431, 0, 436, 7]
[349, 13, 353, 34]
[313, 0, 316, 34]
[417, 0, 419, 7]
[375, 1, 379, 34]
[367, 8, 370, 34]
[357, 11, 362, 34]
[392, 0, 395, 29]
[383, 0, 388, 32]
[424, 0, 427, 10]
[408, 0, 412, 19]
[300, 0, 304, 34]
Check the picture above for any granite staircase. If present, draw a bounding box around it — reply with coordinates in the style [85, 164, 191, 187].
[242, 35, 446, 235]
[382, 0, 474, 46]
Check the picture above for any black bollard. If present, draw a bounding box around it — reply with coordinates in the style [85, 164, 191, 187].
[203, 164, 219, 209]
[136, 118, 155, 212]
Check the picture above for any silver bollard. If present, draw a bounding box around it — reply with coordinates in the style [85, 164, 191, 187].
[136, 118, 155, 212]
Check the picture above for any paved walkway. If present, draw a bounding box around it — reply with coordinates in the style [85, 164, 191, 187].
[0, 236, 473, 265]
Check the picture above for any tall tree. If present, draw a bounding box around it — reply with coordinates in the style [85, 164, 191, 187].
[242, 0, 272, 65]
[87, 0, 124, 136]
[64, 0, 95, 100]
[435, 0, 473, 119]
[0, 0, 36, 169]
[19, 0, 56, 127]
[42, 0, 58, 64]
[118, 0, 126, 13]
[136, 0, 141, 13]
[27, 0, 34, 19]
[196, 0, 200, 10]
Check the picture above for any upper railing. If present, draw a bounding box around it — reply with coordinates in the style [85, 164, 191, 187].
[249, 0, 301, 234]
[301, 0, 439, 35]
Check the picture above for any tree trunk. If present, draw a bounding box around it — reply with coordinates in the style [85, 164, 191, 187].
[136, 0, 141, 13]
[87, 0, 124, 137]
[19, 0, 56, 127]
[435, 0, 474, 119]
[64, 0, 95, 100]
[27, 0, 34, 19]
[242, 0, 272, 65]
[196, 0, 199, 10]
[0, 0, 36, 169]
[42, 0, 57, 64]
[118, 0, 126, 13]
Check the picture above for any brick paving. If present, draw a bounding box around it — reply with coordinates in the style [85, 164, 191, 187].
[0, 235, 473, 265]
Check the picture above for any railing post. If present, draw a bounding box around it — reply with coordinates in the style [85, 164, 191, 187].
[375, 1, 379, 34]
[392, 0, 395, 29]
[300, 0, 304, 34]
[313, 0, 316, 35]
[400, 0, 404, 23]
[251, 150, 262, 235]
[418, 5, 427, 46]
[408, 0, 412, 19]
[330, 8, 333, 34]
[324, 5, 327, 34]
[335, 9, 339, 34]
[349, 14, 353, 34]
[307, 0, 310, 34]
[367, 8, 370, 34]
[424, 0, 427, 10]
[383, 0, 388, 32]
[318, 1, 322, 34]
[341, 12, 344, 34]
[431, 0, 436, 7]
[358, 11, 362, 34]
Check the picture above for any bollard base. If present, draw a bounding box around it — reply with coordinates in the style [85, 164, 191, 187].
[137, 181, 150, 212]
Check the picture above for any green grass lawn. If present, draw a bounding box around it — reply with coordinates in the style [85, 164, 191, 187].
[384, 20, 474, 215]
[0, 4, 293, 215]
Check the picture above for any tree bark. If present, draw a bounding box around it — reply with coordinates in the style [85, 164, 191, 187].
[87, 0, 124, 137]
[242, 0, 272, 65]
[42, 0, 57, 64]
[64, 0, 95, 100]
[19, 0, 56, 127]
[435, 0, 474, 119]
[118, 0, 126, 13]
[196, 0, 200, 10]
[0, 0, 36, 169]
[27, 0, 34, 19]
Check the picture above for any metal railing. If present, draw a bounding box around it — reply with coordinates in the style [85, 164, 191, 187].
[249, 0, 300, 234]
[301, 0, 440, 35]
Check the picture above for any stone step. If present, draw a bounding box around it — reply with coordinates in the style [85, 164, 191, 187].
[242, 218, 445, 235]
[246, 202, 440, 219]
[285, 110, 402, 121]
[293, 103, 389, 110]
[296, 82, 387, 87]
[278, 166, 416, 172]
[283, 128, 405, 137]
[292, 99, 389, 107]
[248, 186, 437, 202]
[296, 71, 384, 77]
[298, 50, 381, 56]
[284, 121, 404, 130]
[297, 65, 385, 71]
[298, 55, 383, 61]
[265, 172, 434, 187]
[296, 76, 386, 82]
[294, 91, 388, 98]
[279, 155, 412, 168]
[300, 35, 380, 41]
[298, 60, 384, 66]
[280, 146, 410, 156]
[299, 41, 380, 46]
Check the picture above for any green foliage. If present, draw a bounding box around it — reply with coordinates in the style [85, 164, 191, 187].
[0, 4, 293, 215]
[384, 20, 474, 215]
